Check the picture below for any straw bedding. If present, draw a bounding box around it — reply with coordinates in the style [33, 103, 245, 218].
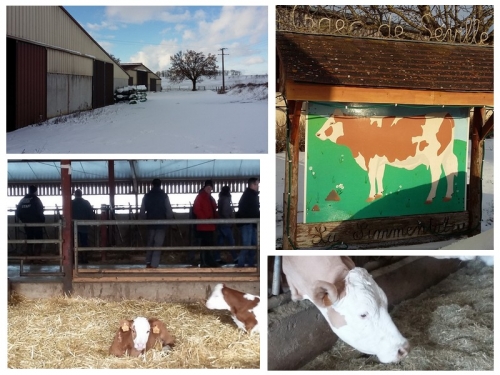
[301, 258, 494, 370]
[8, 295, 259, 369]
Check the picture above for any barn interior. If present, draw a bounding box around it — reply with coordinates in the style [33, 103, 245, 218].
[7, 159, 261, 301]
[268, 256, 493, 371]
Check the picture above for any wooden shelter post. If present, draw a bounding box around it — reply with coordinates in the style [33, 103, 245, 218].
[108, 161, 116, 246]
[282, 100, 303, 249]
[61, 160, 73, 295]
[467, 107, 488, 236]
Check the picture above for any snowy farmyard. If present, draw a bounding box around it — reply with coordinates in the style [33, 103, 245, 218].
[6, 6, 268, 154]
[7, 75, 268, 154]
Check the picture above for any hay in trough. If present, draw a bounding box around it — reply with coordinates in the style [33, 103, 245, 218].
[301, 258, 493, 371]
[8, 295, 259, 369]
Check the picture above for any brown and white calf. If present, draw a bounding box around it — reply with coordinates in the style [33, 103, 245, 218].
[109, 317, 175, 357]
[206, 283, 261, 334]
[283, 256, 410, 363]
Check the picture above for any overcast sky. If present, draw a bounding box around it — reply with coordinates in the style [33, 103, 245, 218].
[64, 5, 268, 75]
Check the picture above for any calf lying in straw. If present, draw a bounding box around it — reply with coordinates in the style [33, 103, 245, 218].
[206, 283, 261, 335]
[109, 317, 175, 357]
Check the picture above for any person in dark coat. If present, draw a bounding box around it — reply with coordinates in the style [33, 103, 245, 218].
[215, 185, 236, 264]
[193, 180, 218, 267]
[72, 189, 94, 264]
[236, 178, 260, 267]
[15, 185, 45, 258]
[140, 178, 174, 268]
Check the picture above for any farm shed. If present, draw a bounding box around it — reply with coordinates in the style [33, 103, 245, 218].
[7, 159, 260, 301]
[268, 256, 493, 370]
[277, 31, 494, 249]
[121, 63, 162, 92]
[6, 6, 130, 131]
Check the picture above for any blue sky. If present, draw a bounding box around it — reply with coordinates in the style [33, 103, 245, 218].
[64, 6, 268, 75]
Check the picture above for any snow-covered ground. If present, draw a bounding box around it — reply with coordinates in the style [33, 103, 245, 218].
[7, 75, 268, 154]
[276, 138, 494, 249]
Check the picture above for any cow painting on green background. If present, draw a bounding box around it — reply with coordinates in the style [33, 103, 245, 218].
[305, 102, 469, 224]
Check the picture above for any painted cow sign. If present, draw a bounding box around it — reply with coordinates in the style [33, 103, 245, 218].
[305, 104, 468, 223]
[316, 109, 458, 204]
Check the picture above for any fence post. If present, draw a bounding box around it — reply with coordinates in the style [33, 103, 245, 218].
[100, 205, 109, 261]
[61, 160, 73, 295]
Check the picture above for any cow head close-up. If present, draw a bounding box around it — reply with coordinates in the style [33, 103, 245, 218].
[312, 267, 410, 364]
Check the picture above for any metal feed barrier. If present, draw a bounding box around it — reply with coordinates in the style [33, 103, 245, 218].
[8, 221, 64, 276]
[8, 218, 259, 283]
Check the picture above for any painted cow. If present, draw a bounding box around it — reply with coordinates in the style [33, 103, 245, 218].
[316, 109, 458, 203]
[282, 256, 410, 363]
[206, 283, 261, 334]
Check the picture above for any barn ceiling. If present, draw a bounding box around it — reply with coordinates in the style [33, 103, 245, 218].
[7, 160, 260, 183]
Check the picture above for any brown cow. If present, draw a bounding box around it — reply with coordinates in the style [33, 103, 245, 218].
[316, 109, 458, 203]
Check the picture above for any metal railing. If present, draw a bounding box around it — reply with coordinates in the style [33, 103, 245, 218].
[7, 221, 64, 276]
[7, 218, 260, 278]
[73, 218, 260, 273]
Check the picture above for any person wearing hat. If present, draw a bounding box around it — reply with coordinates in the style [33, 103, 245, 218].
[193, 179, 218, 267]
[15, 185, 45, 259]
[72, 189, 94, 264]
[140, 178, 174, 268]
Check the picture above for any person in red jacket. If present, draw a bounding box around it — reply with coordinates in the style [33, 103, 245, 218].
[193, 180, 218, 267]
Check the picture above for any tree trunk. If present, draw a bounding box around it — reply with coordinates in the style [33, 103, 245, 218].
[191, 80, 197, 91]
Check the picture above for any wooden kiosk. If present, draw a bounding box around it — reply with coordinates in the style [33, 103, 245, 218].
[277, 31, 493, 249]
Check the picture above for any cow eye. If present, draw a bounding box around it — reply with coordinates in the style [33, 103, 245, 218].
[360, 313, 368, 318]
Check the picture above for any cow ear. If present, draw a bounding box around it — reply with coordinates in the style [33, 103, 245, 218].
[153, 324, 160, 334]
[312, 280, 338, 308]
[120, 319, 131, 332]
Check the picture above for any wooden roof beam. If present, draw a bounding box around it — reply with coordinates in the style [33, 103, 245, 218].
[284, 81, 493, 107]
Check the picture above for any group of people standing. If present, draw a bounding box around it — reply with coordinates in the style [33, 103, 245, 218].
[15, 185, 95, 264]
[15, 178, 260, 268]
[138, 177, 260, 268]
[190, 177, 260, 268]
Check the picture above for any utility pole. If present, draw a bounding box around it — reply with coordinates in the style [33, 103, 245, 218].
[219, 48, 228, 93]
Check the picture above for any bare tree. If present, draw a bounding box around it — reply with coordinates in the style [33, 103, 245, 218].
[277, 5, 493, 45]
[109, 54, 121, 64]
[166, 50, 219, 91]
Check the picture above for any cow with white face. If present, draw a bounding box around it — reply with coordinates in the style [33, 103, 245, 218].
[283, 256, 410, 363]
[109, 316, 151, 357]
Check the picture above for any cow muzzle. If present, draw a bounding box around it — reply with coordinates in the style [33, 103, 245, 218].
[379, 339, 410, 363]
[397, 340, 410, 361]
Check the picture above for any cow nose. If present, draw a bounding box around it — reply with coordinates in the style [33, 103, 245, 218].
[397, 341, 410, 360]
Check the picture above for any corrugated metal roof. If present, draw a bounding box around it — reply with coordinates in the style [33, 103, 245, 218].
[7, 160, 260, 183]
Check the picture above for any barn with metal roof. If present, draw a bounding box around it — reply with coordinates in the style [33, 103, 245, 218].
[7, 159, 261, 300]
[121, 63, 162, 92]
[7, 6, 130, 131]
